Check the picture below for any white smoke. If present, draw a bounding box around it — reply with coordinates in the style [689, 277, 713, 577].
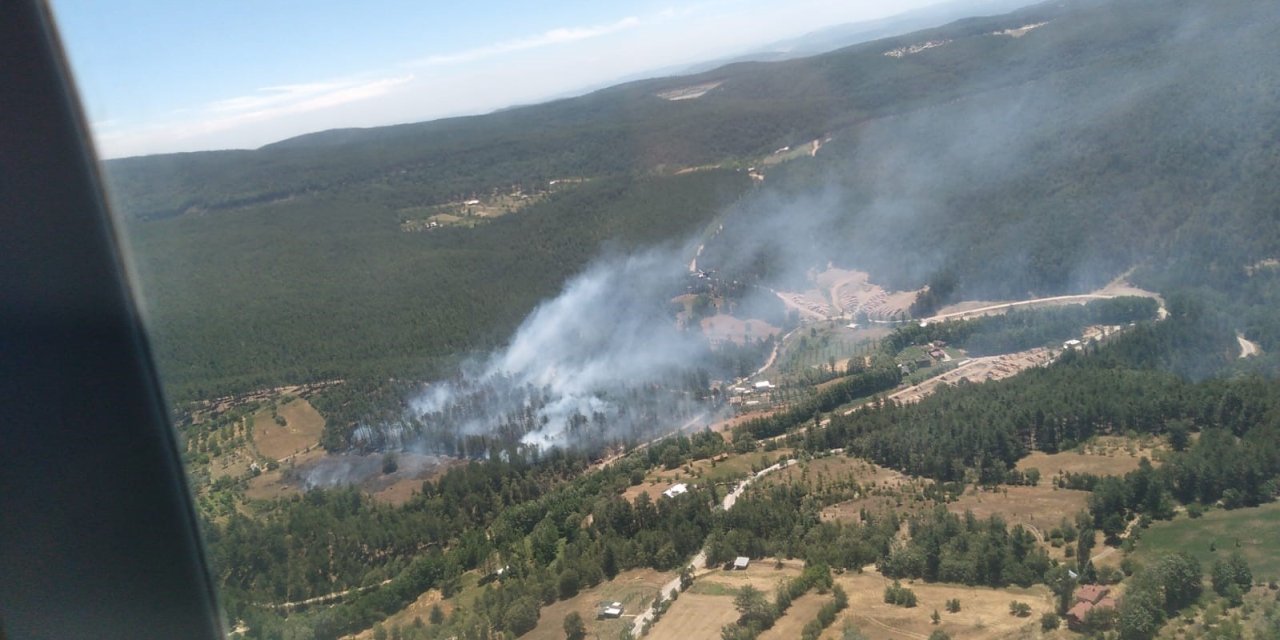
[394, 247, 714, 450]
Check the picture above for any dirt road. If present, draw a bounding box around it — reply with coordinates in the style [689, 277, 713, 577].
[631, 459, 799, 637]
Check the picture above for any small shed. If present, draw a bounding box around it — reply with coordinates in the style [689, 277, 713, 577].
[733, 557, 750, 570]
[599, 602, 624, 619]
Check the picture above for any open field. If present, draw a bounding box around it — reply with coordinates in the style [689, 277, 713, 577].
[824, 571, 1053, 640]
[398, 189, 552, 231]
[701, 313, 781, 346]
[1131, 502, 1280, 581]
[762, 455, 911, 491]
[646, 592, 743, 640]
[1017, 436, 1164, 479]
[622, 450, 794, 501]
[948, 485, 1092, 563]
[766, 320, 882, 381]
[760, 592, 828, 640]
[649, 562, 805, 640]
[523, 569, 672, 640]
[881, 348, 1056, 406]
[251, 397, 325, 461]
[947, 485, 1090, 533]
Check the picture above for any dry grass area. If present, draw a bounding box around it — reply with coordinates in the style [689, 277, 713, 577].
[252, 397, 325, 461]
[621, 450, 793, 502]
[651, 562, 805, 640]
[244, 448, 326, 501]
[343, 589, 448, 639]
[763, 455, 910, 491]
[523, 569, 672, 640]
[947, 485, 1090, 532]
[1017, 435, 1165, 479]
[824, 571, 1054, 640]
[701, 314, 782, 346]
[947, 485, 1091, 561]
[760, 592, 829, 640]
[884, 349, 1056, 406]
[647, 592, 744, 640]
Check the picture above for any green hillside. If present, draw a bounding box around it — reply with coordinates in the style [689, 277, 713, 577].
[110, 0, 1280, 401]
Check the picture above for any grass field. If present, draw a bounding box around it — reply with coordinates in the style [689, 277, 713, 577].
[251, 397, 325, 460]
[824, 571, 1053, 640]
[646, 592, 744, 640]
[760, 592, 828, 640]
[649, 562, 804, 640]
[622, 450, 794, 503]
[523, 568, 672, 640]
[1132, 502, 1280, 581]
[762, 455, 911, 491]
[1017, 435, 1165, 479]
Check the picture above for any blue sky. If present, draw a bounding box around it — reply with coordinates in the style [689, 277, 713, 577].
[52, 0, 948, 158]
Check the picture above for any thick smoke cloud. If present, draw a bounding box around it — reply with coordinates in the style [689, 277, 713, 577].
[351, 0, 1279, 461]
[352, 247, 717, 453]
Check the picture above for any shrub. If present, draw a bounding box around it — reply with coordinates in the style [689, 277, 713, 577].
[1040, 612, 1060, 631]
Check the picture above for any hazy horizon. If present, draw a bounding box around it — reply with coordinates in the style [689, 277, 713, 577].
[51, 0, 1000, 159]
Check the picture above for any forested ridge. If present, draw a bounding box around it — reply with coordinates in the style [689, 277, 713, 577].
[111, 0, 1280, 402]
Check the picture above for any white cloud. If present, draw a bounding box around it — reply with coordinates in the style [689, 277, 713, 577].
[92, 73, 413, 157]
[410, 16, 641, 66]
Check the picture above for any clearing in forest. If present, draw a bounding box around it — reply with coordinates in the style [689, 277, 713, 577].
[251, 397, 325, 461]
[1016, 435, 1165, 479]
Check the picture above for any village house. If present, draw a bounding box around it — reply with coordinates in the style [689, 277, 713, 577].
[1067, 584, 1116, 630]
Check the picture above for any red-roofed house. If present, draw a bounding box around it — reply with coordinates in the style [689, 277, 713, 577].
[1067, 585, 1117, 630]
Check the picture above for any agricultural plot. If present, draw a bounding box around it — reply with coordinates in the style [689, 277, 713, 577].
[1131, 502, 1280, 581]
[649, 562, 805, 640]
